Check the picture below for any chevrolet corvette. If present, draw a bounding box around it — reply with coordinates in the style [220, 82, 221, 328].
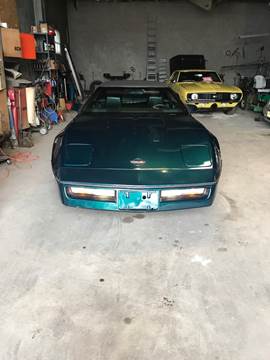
[52, 81, 222, 211]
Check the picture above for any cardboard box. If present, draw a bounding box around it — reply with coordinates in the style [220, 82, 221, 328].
[0, 28, 22, 58]
[31, 25, 38, 33]
[0, 0, 19, 29]
[39, 23, 48, 34]
[49, 59, 58, 70]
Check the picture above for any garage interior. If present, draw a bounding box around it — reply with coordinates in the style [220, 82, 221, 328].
[1, 0, 270, 359]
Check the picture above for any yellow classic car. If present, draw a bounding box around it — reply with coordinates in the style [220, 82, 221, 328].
[167, 69, 242, 114]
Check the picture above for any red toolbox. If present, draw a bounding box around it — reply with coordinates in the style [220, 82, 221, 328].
[20, 33, 36, 60]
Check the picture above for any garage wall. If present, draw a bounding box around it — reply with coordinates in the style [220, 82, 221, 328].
[68, 1, 270, 87]
[45, 0, 69, 44]
[16, 0, 35, 32]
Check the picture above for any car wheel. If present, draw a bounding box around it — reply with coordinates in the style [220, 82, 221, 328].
[187, 105, 197, 113]
[224, 107, 237, 115]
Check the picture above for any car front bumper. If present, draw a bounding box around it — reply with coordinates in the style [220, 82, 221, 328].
[186, 101, 239, 111]
[57, 182, 218, 211]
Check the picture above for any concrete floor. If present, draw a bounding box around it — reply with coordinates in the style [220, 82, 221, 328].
[1, 110, 270, 360]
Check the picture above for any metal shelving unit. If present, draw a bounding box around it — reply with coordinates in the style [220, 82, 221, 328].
[33, 32, 57, 80]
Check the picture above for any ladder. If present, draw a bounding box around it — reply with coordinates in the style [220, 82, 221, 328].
[146, 16, 158, 81]
[158, 58, 168, 82]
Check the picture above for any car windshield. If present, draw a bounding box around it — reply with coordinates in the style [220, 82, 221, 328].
[84, 87, 187, 114]
[179, 71, 221, 83]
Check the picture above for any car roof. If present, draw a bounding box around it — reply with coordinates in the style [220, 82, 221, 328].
[175, 69, 216, 73]
[99, 80, 169, 88]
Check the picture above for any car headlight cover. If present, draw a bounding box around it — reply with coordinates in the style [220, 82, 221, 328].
[160, 188, 208, 201]
[191, 93, 199, 100]
[67, 187, 116, 202]
[230, 93, 238, 100]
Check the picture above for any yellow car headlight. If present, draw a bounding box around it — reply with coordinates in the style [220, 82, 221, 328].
[230, 93, 238, 101]
[191, 93, 199, 100]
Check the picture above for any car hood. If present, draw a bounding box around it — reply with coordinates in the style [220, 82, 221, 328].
[61, 113, 214, 171]
[179, 82, 242, 93]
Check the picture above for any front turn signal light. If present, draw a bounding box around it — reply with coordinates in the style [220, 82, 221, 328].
[160, 188, 208, 202]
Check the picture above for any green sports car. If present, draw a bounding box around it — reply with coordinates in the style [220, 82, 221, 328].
[52, 81, 222, 211]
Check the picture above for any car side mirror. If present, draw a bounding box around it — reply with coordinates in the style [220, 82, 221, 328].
[219, 73, 224, 81]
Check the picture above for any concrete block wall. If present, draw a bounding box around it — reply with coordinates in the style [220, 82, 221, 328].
[68, 1, 270, 87]
[45, 0, 69, 44]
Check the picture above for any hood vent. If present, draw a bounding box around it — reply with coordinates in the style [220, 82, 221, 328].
[181, 145, 212, 168]
[64, 144, 94, 167]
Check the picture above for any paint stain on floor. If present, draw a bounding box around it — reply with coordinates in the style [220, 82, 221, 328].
[123, 317, 132, 324]
[122, 217, 134, 223]
[217, 247, 228, 252]
[133, 214, 145, 219]
[162, 297, 175, 307]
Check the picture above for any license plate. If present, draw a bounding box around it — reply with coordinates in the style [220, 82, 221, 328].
[198, 103, 209, 108]
[118, 190, 159, 210]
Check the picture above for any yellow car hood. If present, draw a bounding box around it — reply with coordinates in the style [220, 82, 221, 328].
[180, 82, 241, 93]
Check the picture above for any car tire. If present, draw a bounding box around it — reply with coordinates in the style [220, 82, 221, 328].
[187, 105, 197, 113]
[224, 107, 237, 115]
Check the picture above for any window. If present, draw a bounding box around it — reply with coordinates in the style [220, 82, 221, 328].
[179, 71, 221, 83]
[84, 87, 187, 114]
[54, 30, 61, 55]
